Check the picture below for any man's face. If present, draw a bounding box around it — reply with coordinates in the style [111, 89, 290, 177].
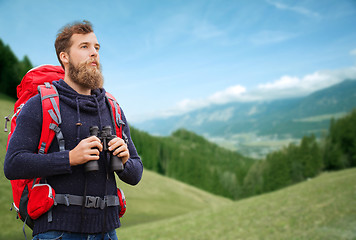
[67, 32, 103, 90]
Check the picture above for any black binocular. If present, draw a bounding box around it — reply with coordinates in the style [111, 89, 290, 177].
[85, 125, 124, 173]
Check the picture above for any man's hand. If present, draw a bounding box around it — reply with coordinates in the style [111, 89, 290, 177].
[108, 137, 130, 165]
[69, 136, 103, 166]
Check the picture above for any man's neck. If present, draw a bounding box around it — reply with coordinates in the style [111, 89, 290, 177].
[63, 75, 91, 95]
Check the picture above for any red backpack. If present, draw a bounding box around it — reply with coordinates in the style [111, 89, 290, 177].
[5, 65, 126, 230]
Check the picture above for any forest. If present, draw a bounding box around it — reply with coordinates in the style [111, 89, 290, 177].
[130, 108, 356, 200]
[1, 38, 355, 200]
[0, 39, 33, 98]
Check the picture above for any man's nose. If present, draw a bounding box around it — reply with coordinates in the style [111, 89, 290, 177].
[90, 47, 98, 57]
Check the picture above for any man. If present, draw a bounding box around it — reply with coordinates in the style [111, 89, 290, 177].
[4, 20, 143, 240]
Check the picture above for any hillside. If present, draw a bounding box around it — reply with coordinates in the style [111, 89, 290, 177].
[0, 167, 231, 239]
[135, 79, 356, 137]
[1, 92, 255, 202]
[118, 168, 356, 240]
[130, 127, 255, 199]
[118, 169, 231, 227]
[1, 94, 356, 240]
[0, 95, 231, 239]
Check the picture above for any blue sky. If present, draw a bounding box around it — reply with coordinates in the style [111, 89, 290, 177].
[1, 0, 356, 124]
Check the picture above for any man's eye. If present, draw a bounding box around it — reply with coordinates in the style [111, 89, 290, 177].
[81, 45, 87, 48]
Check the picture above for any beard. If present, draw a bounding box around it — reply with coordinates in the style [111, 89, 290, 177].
[68, 58, 104, 90]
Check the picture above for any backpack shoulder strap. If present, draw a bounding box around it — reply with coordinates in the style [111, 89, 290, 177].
[105, 92, 126, 142]
[37, 82, 65, 154]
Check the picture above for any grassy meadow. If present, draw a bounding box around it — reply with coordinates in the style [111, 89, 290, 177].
[117, 169, 231, 227]
[118, 168, 356, 240]
[1, 96, 356, 240]
[0, 95, 231, 239]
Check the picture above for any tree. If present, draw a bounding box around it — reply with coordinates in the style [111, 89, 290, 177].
[324, 110, 356, 169]
[299, 135, 323, 178]
[0, 39, 33, 98]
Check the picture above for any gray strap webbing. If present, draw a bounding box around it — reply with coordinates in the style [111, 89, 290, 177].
[49, 98, 62, 124]
[48, 109, 59, 125]
[38, 83, 65, 153]
[39, 142, 46, 154]
[107, 96, 125, 127]
[49, 124, 65, 152]
[112, 99, 120, 127]
[107, 95, 127, 143]
[54, 194, 120, 210]
[122, 131, 128, 144]
[41, 94, 58, 100]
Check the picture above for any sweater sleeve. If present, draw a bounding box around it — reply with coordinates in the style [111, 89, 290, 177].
[116, 108, 143, 185]
[4, 95, 72, 180]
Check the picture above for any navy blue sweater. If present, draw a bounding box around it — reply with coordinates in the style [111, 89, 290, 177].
[4, 79, 143, 235]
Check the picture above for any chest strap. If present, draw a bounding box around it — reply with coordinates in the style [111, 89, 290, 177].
[54, 194, 120, 210]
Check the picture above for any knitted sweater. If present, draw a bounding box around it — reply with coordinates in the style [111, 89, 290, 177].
[4, 79, 143, 235]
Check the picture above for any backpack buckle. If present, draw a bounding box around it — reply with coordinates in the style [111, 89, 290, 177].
[85, 196, 101, 208]
[4, 114, 10, 132]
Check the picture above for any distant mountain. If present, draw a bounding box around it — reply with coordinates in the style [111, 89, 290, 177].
[134, 79, 356, 157]
[135, 79, 356, 137]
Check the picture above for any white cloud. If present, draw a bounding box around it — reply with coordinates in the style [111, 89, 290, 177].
[258, 75, 299, 90]
[164, 66, 356, 117]
[208, 85, 246, 104]
[176, 98, 209, 113]
[155, 85, 246, 118]
[135, 65, 356, 122]
[257, 66, 356, 98]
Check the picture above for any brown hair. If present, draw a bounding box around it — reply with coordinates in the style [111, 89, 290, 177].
[55, 20, 94, 68]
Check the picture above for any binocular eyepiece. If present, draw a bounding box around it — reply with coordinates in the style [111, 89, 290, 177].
[84, 125, 124, 173]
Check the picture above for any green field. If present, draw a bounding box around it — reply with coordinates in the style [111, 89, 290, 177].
[293, 112, 348, 123]
[1, 96, 356, 240]
[118, 168, 356, 240]
[0, 167, 231, 239]
[3, 164, 356, 240]
[118, 170, 231, 227]
[0, 95, 231, 239]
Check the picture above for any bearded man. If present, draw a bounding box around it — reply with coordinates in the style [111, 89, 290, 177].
[4, 20, 143, 240]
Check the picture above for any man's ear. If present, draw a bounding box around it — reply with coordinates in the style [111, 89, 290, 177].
[60, 52, 69, 66]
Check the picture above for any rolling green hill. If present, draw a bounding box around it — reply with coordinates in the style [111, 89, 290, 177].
[118, 168, 356, 240]
[0, 95, 231, 239]
[0, 95, 254, 201]
[130, 127, 255, 200]
[0, 167, 231, 239]
[1, 96, 356, 239]
[118, 169, 231, 227]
